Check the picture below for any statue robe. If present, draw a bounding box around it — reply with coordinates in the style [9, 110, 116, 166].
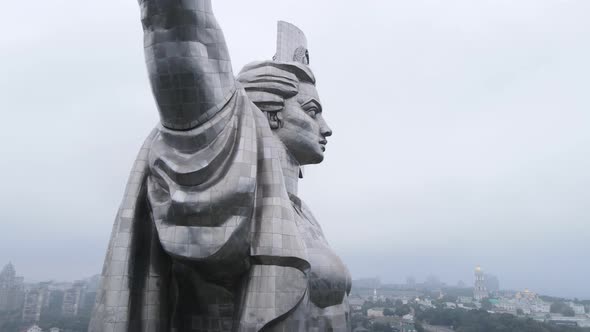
[90, 87, 349, 332]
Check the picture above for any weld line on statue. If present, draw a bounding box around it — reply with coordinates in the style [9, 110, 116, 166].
[90, 1, 351, 331]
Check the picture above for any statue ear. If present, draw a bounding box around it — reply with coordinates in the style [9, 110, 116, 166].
[248, 92, 285, 130]
[266, 111, 283, 130]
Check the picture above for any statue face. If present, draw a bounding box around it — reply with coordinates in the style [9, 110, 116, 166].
[275, 82, 333, 165]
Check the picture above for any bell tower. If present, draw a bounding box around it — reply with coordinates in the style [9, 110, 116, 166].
[474, 266, 488, 300]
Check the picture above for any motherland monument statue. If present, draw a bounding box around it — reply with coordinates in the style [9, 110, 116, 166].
[89, 1, 351, 331]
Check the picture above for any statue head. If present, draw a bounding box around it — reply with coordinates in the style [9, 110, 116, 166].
[237, 22, 332, 165]
[237, 61, 332, 165]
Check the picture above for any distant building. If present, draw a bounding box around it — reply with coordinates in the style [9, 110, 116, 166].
[24, 324, 43, 332]
[492, 289, 551, 315]
[43, 289, 65, 318]
[416, 298, 435, 309]
[385, 290, 423, 302]
[548, 318, 582, 328]
[0, 262, 25, 312]
[425, 275, 443, 290]
[62, 281, 85, 316]
[372, 316, 416, 332]
[80, 289, 97, 315]
[458, 296, 473, 304]
[367, 308, 384, 318]
[353, 278, 381, 289]
[349, 297, 365, 312]
[515, 289, 537, 301]
[473, 266, 488, 300]
[568, 302, 586, 315]
[483, 274, 500, 293]
[22, 283, 50, 322]
[494, 298, 516, 313]
[401, 314, 417, 332]
[534, 303, 551, 314]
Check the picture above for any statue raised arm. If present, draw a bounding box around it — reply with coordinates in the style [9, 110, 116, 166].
[140, 0, 235, 130]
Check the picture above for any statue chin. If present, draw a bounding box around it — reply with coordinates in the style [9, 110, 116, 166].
[285, 145, 325, 166]
[302, 151, 325, 165]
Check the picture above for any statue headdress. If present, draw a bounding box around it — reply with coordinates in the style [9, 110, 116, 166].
[238, 21, 315, 106]
[274, 21, 310, 65]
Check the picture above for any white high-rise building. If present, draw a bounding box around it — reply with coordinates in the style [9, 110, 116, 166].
[474, 266, 489, 301]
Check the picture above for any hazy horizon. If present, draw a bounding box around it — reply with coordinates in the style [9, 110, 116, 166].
[1, 0, 589, 300]
[11, 263, 586, 301]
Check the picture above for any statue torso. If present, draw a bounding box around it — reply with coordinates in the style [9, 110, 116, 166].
[144, 90, 350, 331]
[290, 194, 351, 309]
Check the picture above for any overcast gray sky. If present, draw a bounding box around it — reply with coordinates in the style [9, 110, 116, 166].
[1, 0, 589, 299]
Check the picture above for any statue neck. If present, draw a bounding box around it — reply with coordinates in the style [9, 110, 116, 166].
[279, 147, 300, 197]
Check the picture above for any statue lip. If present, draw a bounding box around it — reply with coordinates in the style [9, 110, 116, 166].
[319, 140, 327, 152]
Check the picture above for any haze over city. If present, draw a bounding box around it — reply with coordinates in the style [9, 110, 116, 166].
[1, 0, 588, 301]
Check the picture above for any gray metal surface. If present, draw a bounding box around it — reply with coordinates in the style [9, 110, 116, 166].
[90, 1, 350, 331]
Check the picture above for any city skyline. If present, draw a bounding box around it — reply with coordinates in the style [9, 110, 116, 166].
[3, 261, 587, 302]
[5, 261, 589, 331]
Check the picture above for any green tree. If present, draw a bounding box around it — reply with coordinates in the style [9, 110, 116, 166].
[481, 298, 493, 311]
[414, 322, 425, 332]
[551, 301, 576, 317]
[563, 307, 575, 317]
[371, 322, 393, 332]
[441, 294, 458, 303]
[0, 309, 24, 332]
[394, 305, 411, 317]
[415, 306, 587, 332]
[383, 308, 395, 316]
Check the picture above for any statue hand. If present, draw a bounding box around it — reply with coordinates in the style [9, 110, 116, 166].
[138, 0, 234, 130]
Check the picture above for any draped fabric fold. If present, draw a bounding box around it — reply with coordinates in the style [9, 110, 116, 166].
[90, 88, 311, 331]
[89, 129, 173, 332]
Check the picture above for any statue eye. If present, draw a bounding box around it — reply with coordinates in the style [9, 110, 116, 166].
[306, 108, 318, 119]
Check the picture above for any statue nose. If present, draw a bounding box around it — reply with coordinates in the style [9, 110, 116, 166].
[320, 120, 332, 137]
[318, 115, 332, 137]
